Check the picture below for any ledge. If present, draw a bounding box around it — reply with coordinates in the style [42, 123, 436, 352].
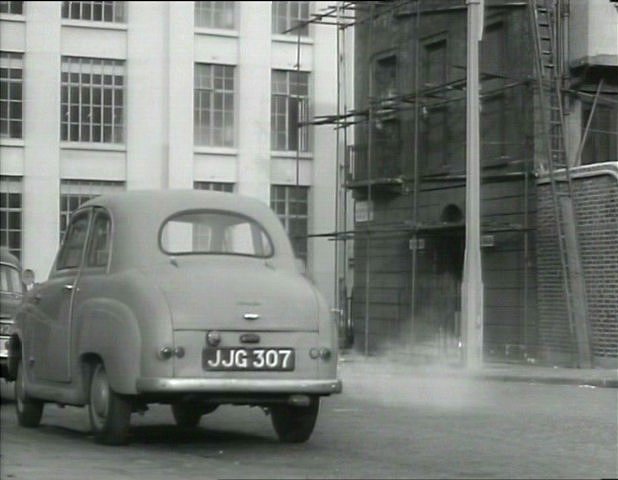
[0, 139, 25, 148]
[194, 146, 238, 156]
[61, 19, 127, 31]
[194, 27, 239, 38]
[60, 142, 126, 152]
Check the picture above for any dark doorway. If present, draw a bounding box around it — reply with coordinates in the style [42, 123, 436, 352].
[413, 206, 465, 362]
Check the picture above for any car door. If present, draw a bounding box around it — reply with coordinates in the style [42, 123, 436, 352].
[29, 208, 92, 383]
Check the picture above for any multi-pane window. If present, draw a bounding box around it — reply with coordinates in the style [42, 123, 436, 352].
[0, 1, 23, 15]
[194, 64, 235, 147]
[59, 179, 124, 240]
[194, 181, 235, 193]
[61, 56, 125, 144]
[272, 1, 309, 36]
[0, 52, 23, 139]
[61, 1, 126, 23]
[270, 185, 309, 262]
[195, 1, 235, 29]
[271, 70, 309, 152]
[0, 176, 22, 259]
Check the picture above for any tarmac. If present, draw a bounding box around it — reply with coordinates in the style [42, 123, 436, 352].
[338, 350, 618, 389]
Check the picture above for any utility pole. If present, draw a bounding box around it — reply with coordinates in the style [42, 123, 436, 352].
[462, 0, 484, 369]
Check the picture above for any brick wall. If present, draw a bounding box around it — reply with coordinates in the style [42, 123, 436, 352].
[536, 164, 618, 366]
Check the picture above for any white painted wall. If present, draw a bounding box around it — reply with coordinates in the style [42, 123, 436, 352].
[1, 1, 340, 308]
[22, 1, 62, 279]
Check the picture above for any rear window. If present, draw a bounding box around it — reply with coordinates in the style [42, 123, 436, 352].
[160, 211, 274, 258]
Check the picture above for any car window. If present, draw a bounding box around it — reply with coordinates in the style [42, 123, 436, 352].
[160, 211, 274, 258]
[86, 211, 111, 268]
[0, 264, 22, 294]
[56, 211, 91, 270]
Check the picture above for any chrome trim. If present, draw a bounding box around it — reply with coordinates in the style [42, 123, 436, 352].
[243, 313, 260, 320]
[136, 377, 342, 394]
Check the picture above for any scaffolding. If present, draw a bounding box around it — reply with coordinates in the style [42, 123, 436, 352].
[288, 0, 617, 359]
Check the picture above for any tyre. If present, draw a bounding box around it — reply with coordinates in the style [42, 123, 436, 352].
[171, 403, 218, 428]
[15, 359, 44, 428]
[270, 397, 320, 443]
[88, 362, 132, 445]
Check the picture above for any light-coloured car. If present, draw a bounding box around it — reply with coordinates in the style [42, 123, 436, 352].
[8, 190, 341, 445]
[1, 247, 24, 379]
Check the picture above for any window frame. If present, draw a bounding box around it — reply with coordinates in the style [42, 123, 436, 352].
[0, 1, 24, 15]
[0, 176, 23, 259]
[270, 185, 309, 262]
[60, 56, 125, 145]
[0, 51, 24, 140]
[272, 1, 310, 37]
[61, 1, 126, 23]
[194, 63, 236, 147]
[194, 1, 235, 30]
[271, 69, 310, 152]
[193, 181, 235, 193]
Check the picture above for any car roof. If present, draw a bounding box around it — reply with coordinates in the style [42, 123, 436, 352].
[77, 189, 296, 270]
[0, 246, 21, 268]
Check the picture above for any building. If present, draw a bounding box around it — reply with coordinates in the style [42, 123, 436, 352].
[0, 1, 339, 308]
[323, 0, 616, 367]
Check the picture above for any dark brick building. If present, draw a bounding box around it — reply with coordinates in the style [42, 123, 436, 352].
[344, 0, 617, 368]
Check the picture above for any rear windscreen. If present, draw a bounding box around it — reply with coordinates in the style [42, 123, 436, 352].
[160, 211, 274, 258]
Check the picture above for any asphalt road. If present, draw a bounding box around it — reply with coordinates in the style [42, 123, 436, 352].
[1, 363, 616, 479]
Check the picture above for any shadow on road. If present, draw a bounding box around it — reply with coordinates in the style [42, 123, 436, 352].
[128, 424, 276, 446]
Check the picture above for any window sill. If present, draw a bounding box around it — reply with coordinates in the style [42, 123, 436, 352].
[60, 142, 126, 152]
[272, 34, 313, 45]
[194, 27, 239, 38]
[61, 19, 128, 31]
[194, 146, 238, 156]
[271, 151, 313, 160]
[0, 13, 25, 23]
[0, 138, 25, 147]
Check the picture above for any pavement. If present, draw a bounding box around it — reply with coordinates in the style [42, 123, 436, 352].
[338, 350, 618, 389]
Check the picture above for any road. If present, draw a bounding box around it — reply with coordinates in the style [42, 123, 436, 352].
[1, 360, 616, 479]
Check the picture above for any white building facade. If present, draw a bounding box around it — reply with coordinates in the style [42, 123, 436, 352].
[0, 1, 339, 307]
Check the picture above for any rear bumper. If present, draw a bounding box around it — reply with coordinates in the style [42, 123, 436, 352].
[136, 377, 342, 395]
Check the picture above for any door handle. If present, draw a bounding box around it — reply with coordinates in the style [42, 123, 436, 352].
[63, 284, 74, 292]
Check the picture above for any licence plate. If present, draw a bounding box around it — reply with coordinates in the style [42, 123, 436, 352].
[203, 348, 295, 371]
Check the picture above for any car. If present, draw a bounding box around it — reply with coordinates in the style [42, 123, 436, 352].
[0, 247, 25, 379]
[7, 189, 341, 445]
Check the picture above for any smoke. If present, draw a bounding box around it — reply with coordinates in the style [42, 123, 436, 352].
[337, 346, 495, 411]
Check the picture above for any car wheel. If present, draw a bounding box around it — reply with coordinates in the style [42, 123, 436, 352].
[270, 397, 320, 443]
[88, 362, 132, 445]
[171, 403, 218, 428]
[15, 359, 44, 428]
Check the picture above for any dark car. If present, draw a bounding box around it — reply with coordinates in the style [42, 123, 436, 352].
[1, 247, 24, 379]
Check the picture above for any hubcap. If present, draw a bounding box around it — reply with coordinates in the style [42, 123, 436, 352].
[90, 366, 110, 429]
